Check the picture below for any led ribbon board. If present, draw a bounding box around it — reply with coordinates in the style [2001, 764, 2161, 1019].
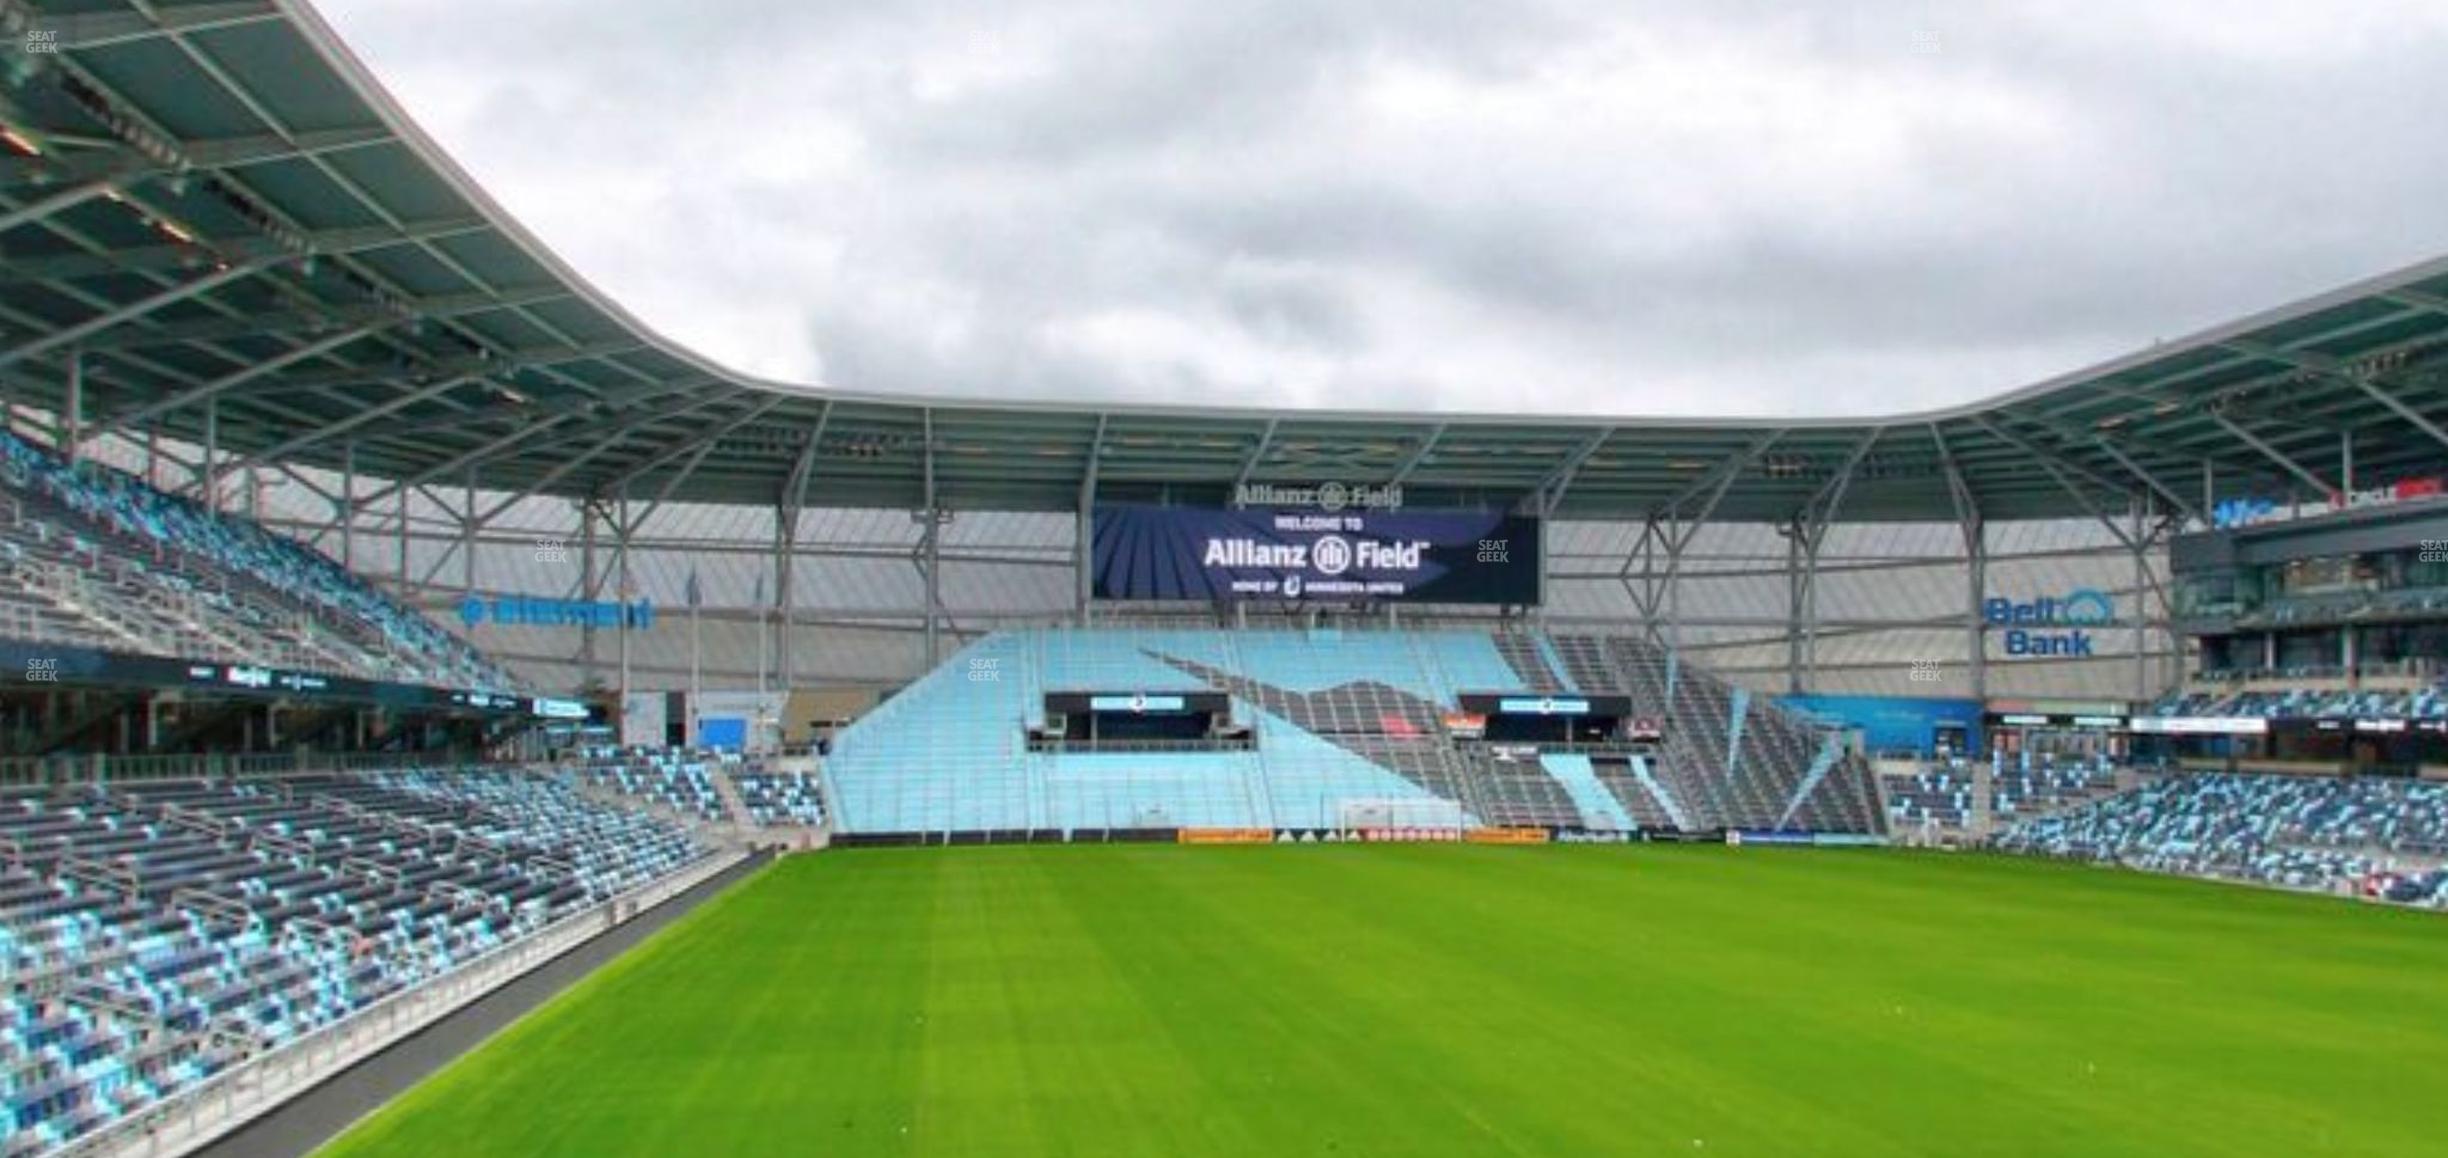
[1091, 505, 1540, 604]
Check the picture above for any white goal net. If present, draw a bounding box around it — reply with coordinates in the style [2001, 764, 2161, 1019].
[1335, 796, 1467, 837]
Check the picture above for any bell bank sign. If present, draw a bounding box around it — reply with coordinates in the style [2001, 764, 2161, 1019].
[1984, 589, 2117, 658]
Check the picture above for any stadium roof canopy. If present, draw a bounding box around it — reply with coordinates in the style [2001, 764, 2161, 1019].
[2, 0, 2447, 525]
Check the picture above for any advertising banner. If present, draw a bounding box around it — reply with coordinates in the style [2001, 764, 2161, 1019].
[1466, 827, 1552, 845]
[1356, 827, 1465, 843]
[1778, 694, 1986, 756]
[1091, 505, 1540, 604]
[1728, 830, 1817, 846]
[1177, 828, 1275, 845]
[2127, 716, 2267, 736]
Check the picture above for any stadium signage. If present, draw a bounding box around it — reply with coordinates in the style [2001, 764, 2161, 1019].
[1231, 482, 1402, 511]
[1496, 696, 1590, 715]
[1727, 830, 1816, 846]
[1465, 827, 1551, 845]
[1088, 694, 1187, 713]
[2211, 474, 2447, 529]
[1983, 588, 2115, 657]
[457, 596, 654, 630]
[2126, 716, 2266, 736]
[1177, 828, 1274, 845]
[1356, 827, 1463, 843]
[183, 663, 332, 695]
[1551, 830, 1637, 844]
[1091, 505, 1540, 604]
[530, 697, 589, 720]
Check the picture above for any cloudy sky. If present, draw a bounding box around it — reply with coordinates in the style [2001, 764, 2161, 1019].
[317, 0, 2448, 417]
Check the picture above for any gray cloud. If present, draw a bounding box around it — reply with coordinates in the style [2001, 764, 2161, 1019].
[323, 0, 2448, 416]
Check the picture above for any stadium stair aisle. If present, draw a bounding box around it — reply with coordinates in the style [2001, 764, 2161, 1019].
[705, 765, 754, 829]
[1539, 753, 1634, 831]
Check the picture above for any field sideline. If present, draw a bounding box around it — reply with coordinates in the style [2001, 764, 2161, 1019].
[318, 846, 2448, 1157]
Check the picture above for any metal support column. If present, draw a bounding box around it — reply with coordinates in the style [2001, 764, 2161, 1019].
[579, 498, 601, 685]
[462, 469, 478, 595]
[1665, 518, 1685, 656]
[1075, 505, 1093, 627]
[2131, 494, 2148, 702]
[340, 442, 356, 571]
[202, 398, 220, 508]
[1077, 415, 1106, 629]
[1784, 521, 1804, 695]
[923, 518, 942, 667]
[1537, 501, 1555, 631]
[395, 484, 410, 591]
[617, 493, 633, 721]
[1967, 521, 1988, 700]
[62, 348, 81, 464]
[921, 411, 942, 668]
[1803, 520, 1825, 693]
[770, 503, 790, 691]
[777, 406, 829, 690]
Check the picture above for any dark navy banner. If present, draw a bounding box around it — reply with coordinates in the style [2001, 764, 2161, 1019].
[1092, 505, 1540, 604]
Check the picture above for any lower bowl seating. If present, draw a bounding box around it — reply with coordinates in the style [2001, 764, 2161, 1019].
[0, 769, 707, 1154]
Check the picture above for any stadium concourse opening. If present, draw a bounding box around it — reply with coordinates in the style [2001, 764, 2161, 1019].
[0, 1, 2445, 1155]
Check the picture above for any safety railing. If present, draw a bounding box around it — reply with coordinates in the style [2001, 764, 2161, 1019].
[0, 750, 494, 788]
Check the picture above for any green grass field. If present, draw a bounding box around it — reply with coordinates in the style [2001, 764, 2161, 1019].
[319, 846, 2448, 1157]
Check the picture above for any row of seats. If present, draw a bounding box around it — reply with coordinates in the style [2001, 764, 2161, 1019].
[728, 770, 826, 827]
[1886, 755, 2123, 831]
[570, 752, 727, 824]
[1992, 773, 2448, 907]
[568, 750, 828, 829]
[2151, 680, 2448, 719]
[2215, 586, 2448, 628]
[0, 430, 517, 693]
[1, 769, 703, 1156]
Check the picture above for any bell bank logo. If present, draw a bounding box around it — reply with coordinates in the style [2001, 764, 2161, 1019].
[1983, 588, 2115, 657]
[458, 597, 654, 630]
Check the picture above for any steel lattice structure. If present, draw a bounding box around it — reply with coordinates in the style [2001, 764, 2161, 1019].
[2, 0, 2444, 698]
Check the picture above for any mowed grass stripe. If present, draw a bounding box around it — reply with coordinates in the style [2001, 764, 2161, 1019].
[318, 846, 2448, 1158]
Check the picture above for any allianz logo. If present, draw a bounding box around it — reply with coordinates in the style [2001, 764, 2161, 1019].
[1232, 482, 1403, 511]
[1983, 589, 2116, 657]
